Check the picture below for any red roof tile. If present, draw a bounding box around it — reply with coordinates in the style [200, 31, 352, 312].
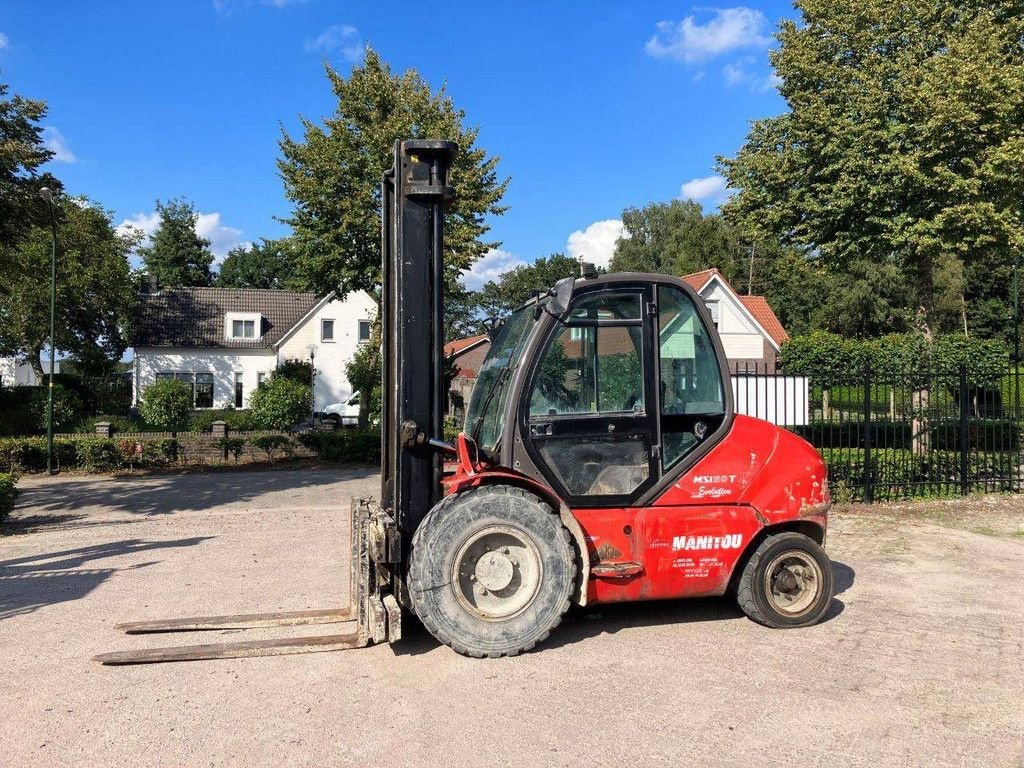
[680, 268, 722, 292]
[739, 295, 789, 346]
[444, 333, 489, 358]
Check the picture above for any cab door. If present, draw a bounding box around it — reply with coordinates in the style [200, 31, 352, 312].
[520, 288, 658, 507]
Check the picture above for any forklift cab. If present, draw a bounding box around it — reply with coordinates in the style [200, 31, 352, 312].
[466, 273, 733, 507]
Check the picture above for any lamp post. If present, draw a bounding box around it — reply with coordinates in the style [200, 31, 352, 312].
[39, 187, 58, 475]
[307, 343, 318, 422]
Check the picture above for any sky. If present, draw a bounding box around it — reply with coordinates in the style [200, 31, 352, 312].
[1, 1, 795, 290]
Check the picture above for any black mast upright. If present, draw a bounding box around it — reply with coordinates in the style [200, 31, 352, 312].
[381, 140, 457, 573]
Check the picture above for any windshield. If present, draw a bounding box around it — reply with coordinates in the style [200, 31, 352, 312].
[466, 306, 535, 452]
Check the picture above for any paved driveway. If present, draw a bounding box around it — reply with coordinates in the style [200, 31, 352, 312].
[1, 469, 1022, 767]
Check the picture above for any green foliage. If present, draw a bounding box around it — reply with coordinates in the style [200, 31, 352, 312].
[0, 79, 62, 248]
[188, 409, 259, 433]
[0, 385, 84, 436]
[443, 416, 461, 442]
[474, 253, 581, 321]
[215, 238, 298, 290]
[216, 436, 246, 463]
[277, 49, 508, 300]
[75, 438, 123, 472]
[137, 197, 213, 287]
[249, 376, 312, 430]
[0, 437, 77, 472]
[141, 438, 178, 466]
[251, 434, 293, 461]
[0, 195, 138, 372]
[297, 429, 380, 464]
[139, 379, 194, 432]
[719, 0, 1024, 334]
[0, 473, 17, 526]
[274, 359, 314, 385]
[345, 342, 381, 429]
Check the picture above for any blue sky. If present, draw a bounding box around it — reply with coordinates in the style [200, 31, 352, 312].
[1, 1, 793, 288]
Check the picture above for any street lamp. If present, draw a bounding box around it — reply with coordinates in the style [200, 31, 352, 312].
[39, 187, 58, 475]
[306, 343, 318, 422]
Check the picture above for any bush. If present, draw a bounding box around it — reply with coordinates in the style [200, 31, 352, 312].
[139, 380, 193, 432]
[216, 436, 246, 462]
[0, 437, 77, 472]
[298, 429, 380, 464]
[251, 434, 293, 461]
[142, 438, 178, 466]
[189, 409, 259, 433]
[274, 359, 314, 385]
[0, 473, 17, 525]
[443, 416, 461, 442]
[249, 377, 312, 430]
[76, 438, 123, 472]
[0, 384, 84, 436]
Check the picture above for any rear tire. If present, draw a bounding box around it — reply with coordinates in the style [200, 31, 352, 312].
[736, 532, 834, 628]
[408, 485, 576, 658]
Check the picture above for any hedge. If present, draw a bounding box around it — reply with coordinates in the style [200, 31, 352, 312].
[297, 430, 380, 464]
[819, 447, 1017, 497]
[0, 473, 17, 526]
[794, 418, 1020, 451]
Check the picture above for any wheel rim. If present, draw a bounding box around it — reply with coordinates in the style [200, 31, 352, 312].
[762, 550, 823, 618]
[451, 525, 543, 621]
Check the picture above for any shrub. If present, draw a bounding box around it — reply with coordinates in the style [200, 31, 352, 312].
[142, 438, 178, 466]
[0, 384, 84, 436]
[251, 434, 293, 461]
[0, 473, 17, 525]
[274, 359, 314, 385]
[249, 377, 312, 430]
[76, 438, 123, 472]
[0, 437, 77, 472]
[216, 436, 246, 463]
[298, 429, 380, 464]
[139, 380, 193, 432]
[443, 416, 461, 442]
[189, 409, 259, 433]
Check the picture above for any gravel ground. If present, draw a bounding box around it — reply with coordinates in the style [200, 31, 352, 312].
[2, 469, 1022, 768]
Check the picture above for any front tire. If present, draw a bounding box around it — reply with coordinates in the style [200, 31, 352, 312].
[737, 532, 834, 628]
[408, 485, 576, 658]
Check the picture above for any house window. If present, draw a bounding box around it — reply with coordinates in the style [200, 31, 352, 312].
[257, 372, 267, 387]
[705, 300, 720, 329]
[357, 320, 371, 343]
[195, 373, 214, 409]
[321, 319, 335, 342]
[232, 319, 256, 339]
[234, 372, 244, 408]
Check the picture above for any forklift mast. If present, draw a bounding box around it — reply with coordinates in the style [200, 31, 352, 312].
[381, 140, 458, 549]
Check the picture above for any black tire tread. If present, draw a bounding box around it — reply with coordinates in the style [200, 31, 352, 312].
[737, 531, 832, 628]
[408, 484, 576, 658]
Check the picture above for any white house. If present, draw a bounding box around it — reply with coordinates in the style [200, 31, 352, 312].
[680, 268, 789, 371]
[0, 357, 63, 387]
[132, 286, 376, 411]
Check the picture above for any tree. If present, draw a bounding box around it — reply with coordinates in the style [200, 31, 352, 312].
[215, 238, 298, 289]
[138, 198, 214, 287]
[0, 196, 138, 378]
[611, 200, 746, 280]
[476, 253, 581, 320]
[719, 0, 1024, 332]
[249, 375, 313, 430]
[0, 77, 62, 251]
[139, 379, 193, 433]
[278, 49, 507, 298]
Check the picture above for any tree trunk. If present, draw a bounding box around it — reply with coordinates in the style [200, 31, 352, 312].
[29, 345, 45, 382]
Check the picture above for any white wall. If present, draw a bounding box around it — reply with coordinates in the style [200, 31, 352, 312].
[700, 282, 773, 360]
[732, 375, 809, 426]
[278, 291, 376, 410]
[134, 347, 276, 409]
[0, 357, 60, 386]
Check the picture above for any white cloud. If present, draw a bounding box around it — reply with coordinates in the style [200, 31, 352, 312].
[0, 32, 9, 50]
[305, 24, 364, 61]
[680, 175, 731, 205]
[461, 248, 527, 291]
[566, 219, 628, 270]
[41, 127, 76, 163]
[645, 7, 769, 63]
[116, 209, 245, 267]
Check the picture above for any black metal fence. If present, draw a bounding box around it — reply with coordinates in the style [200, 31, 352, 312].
[732, 363, 1023, 502]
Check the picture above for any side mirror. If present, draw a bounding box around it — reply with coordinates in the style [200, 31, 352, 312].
[544, 277, 575, 318]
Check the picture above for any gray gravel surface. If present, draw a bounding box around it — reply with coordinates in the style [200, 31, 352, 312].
[2, 469, 1022, 767]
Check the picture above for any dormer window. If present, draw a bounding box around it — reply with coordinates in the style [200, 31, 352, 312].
[233, 319, 255, 338]
[225, 312, 262, 341]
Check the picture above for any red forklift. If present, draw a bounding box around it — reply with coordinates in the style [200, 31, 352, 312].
[96, 140, 832, 664]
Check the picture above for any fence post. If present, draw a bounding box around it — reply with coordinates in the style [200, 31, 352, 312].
[94, 421, 113, 438]
[863, 362, 873, 503]
[959, 367, 969, 496]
